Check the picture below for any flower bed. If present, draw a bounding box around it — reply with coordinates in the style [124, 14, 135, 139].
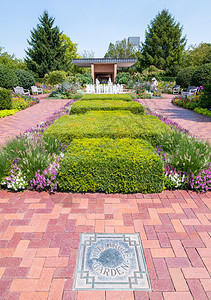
[172, 86, 211, 117]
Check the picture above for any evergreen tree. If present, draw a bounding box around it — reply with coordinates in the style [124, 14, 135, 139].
[139, 9, 186, 75]
[25, 11, 66, 78]
[104, 39, 136, 58]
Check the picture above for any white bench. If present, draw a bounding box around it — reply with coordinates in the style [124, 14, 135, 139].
[14, 86, 30, 96]
[31, 86, 43, 95]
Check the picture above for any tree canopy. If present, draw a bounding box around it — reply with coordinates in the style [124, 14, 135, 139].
[104, 39, 136, 58]
[139, 9, 186, 75]
[183, 43, 211, 67]
[25, 11, 66, 78]
[0, 46, 26, 69]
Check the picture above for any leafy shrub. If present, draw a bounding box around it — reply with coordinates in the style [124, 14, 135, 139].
[193, 107, 211, 117]
[70, 100, 145, 114]
[14, 69, 35, 89]
[156, 130, 211, 175]
[44, 111, 169, 145]
[58, 138, 164, 194]
[0, 88, 12, 110]
[115, 72, 131, 84]
[0, 109, 18, 118]
[44, 70, 67, 85]
[176, 66, 197, 87]
[0, 65, 19, 88]
[191, 63, 211, 86]
[198, 84, 211, 109]
[81, 94, 132, 101]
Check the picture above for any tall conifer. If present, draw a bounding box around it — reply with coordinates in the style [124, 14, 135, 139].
[139, 9, 186, 75]
[25, 11, 66, 78]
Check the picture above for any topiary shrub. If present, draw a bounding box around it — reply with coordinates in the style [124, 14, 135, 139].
[176, 66, 197, 87]
[81, 94, 132, 101]
[0, 65, 19, 88]
[58, 138, 164, 194]
[191, 63, 211, 86]
[44, 111, 169, 145]
[70, 100, 145, 114]
[0, 88, 12, 110]
[14, 69, 35, 89]
[115, 72, 131, 84]
[44, 70, 67, 85]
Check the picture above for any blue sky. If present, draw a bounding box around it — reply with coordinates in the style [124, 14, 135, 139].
[0, 0, 210, 59]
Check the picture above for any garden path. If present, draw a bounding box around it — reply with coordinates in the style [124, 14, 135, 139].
[140, 94, 211, 143]
[0, 189, 210, 299]
[0, 94, 70, 146]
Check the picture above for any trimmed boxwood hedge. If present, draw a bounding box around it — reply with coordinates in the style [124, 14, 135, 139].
[58, 138, 164, 194]
[69, 100, 145, 114]
[81, 94, 132, 101]
[44, 111, 169, 145]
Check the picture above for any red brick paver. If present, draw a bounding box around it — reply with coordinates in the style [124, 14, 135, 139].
[0, 95, 70, 145]
[0, 190, 210, 299]
[140, 94, 211, 143]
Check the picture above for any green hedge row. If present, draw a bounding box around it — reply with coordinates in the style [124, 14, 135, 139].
[44, 111, 168, 145]
[70, 100, 145, 114]
[81, 94, 132, 101]
[58, 138, 164, 194]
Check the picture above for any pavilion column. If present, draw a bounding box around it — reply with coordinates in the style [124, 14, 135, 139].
[91, 64, 95, 83]
[114, 64, 117, 83]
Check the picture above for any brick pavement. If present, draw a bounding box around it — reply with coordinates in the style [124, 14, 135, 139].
[0, 95, 70, 146]
[0, 190, 210, 299]
[140, 94, 211, 144]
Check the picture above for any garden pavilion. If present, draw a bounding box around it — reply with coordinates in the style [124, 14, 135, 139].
[72, 58, 137, 83]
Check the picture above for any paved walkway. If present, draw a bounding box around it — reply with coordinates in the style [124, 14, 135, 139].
[140, 94, 211, 143]
[0, 190, 210, 299]
[0, 95, 70, 145]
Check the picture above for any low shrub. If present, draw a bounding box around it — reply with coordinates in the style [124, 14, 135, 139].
[44, 70, 67, 86]
[0, 88, 12, 110]
[197, 84, 211, 109]
[58, 138, 164, 194]
[70, 100, 145, 114]
[12, 94, 39, 110]
[44, 111, 169, 145]
[176, 66, 197, 88]
[0, 109, 18, 118]
[191, 63, 211, 86]
[115, 72, 131, 84]
[14, 69, 35, 89]
[193, 107, 211, 117]
[0, 65, 19, 88]
[172, 95, 198, 110]
[81, 94, 132, 101]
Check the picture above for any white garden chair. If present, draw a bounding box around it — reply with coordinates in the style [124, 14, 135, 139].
[181, 86, 197, 97]
[14, 86, 30, 96]
[31, 86, 43, 95]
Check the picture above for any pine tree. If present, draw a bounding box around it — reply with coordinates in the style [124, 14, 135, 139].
[139, 9, 186, 75]
[25, 11, 66, 78]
